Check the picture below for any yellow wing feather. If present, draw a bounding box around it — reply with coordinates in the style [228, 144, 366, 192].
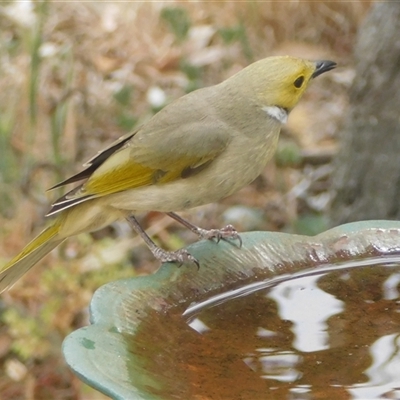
[83, 151, 215, 196]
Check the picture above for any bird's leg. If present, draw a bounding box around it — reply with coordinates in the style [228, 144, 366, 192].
[166, 212, 242, 248]
[125, 215, 199, 268]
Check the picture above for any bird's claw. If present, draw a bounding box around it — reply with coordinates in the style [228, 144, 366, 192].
[196, 224, 242, 248]
[155, 248, 200, 270]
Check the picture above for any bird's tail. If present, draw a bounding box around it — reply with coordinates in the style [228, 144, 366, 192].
[0, 221, 64, 293]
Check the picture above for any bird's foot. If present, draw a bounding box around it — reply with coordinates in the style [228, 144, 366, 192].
[195, 224, 242, 248]
[166, 213, 242, 248]
[125, 215, 200, 269]
[152, 247, 200, 270]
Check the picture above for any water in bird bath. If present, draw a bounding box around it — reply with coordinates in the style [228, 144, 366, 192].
[126, 256, 400, 400]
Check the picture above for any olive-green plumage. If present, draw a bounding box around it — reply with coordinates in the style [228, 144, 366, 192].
[0, 56, 336, 292]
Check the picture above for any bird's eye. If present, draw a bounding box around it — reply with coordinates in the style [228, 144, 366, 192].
[294, 76, 305, 88]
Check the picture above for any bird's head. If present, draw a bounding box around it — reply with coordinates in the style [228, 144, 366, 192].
[228, 56, 336, 120]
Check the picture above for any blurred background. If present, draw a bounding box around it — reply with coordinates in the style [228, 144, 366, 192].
[0, 0, 386, 398]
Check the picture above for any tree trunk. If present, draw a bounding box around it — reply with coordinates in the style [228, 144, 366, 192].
[330, 2, 400, 225]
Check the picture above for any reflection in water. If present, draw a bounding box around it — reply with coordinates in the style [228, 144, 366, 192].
[267, 275, 344, 352]
[247, 351, 301, 382]
[383, 272, 400, 300]
[126, 261, 400, 400]
[349, 334, 400, 399]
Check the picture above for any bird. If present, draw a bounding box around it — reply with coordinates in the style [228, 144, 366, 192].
[0, 55, 336, 292]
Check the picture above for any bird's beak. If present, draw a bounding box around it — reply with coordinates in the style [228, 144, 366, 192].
[312, 60, 337, 78]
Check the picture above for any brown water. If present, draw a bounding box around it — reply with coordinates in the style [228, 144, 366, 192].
[127, 259, 400, 400]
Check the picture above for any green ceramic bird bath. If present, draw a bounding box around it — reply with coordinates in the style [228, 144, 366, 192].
[63, 221, 400, 399]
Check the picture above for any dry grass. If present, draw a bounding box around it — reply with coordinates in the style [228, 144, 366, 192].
[0, 1, 372, 398]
